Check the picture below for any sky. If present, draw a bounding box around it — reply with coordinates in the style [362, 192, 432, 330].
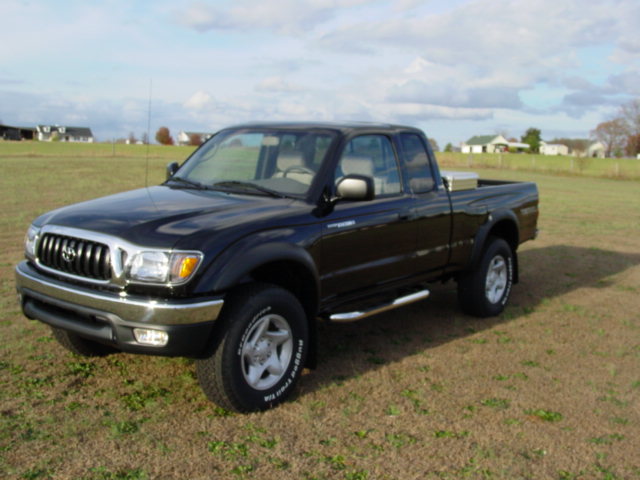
[1, 0, 639, 147]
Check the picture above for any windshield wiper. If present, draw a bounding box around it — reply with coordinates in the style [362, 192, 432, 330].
[212, 181, 289, 198]
[166, 176, 210, 190]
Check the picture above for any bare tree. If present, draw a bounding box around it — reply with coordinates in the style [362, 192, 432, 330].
[621, 98, 640, 137]
[625, 134, 640, 157]
[591, 119, 626, 157]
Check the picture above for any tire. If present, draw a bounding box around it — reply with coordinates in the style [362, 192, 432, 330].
[457, 237, 514, 318]
[51, 328, 116, 357]
[196, 284, 308, 412]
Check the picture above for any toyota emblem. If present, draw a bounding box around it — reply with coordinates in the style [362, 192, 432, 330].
[61, 245, 77, 263]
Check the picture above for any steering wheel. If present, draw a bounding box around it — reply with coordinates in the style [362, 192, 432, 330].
[282, 165, 315, 177]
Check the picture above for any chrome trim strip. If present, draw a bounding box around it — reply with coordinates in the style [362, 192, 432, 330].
[329, 289, 430, 323]
[16, 262, 223, 325]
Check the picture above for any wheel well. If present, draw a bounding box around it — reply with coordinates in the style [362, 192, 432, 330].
[250, 260, 319, 369]
[488, 219, 519, 253]
[486, 219, 520, 283]
[251, 260, 318, 321]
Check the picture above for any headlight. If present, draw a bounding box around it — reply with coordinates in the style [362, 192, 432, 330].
[128, 251, 203, 285]
[25, 225, 40, 260]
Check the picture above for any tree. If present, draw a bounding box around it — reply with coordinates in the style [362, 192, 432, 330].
[155, 126, 174, 145]
[591, 119, 626, 158]
[521, 128, 541, 153]
[625, 134, 640, 157]
[127, 132, 137, 144]
[428, 138, 439, 152]
[621, 98, 640, 137]
[141, 132, 149, 145]
[444, 143, 453, 152]
[189, 133, 202, 146]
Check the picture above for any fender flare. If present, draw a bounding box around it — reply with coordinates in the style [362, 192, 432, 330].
[195, 241, 320, 305]
[469, 209, 520, 281]
[196, 241, 321, 369]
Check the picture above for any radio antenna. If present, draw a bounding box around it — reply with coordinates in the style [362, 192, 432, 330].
[144, 78, 153, 187]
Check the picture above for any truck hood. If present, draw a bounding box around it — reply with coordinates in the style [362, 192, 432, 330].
[34, 185, 299, 248]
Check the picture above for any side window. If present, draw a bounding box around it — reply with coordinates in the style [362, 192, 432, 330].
[399, 133, 435, 193]
[335, 135, 401, 196]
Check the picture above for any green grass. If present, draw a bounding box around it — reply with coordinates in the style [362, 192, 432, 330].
[438, 151, 640, 180]
[1, 141, 640, 479]
[0, 139, 196, 159]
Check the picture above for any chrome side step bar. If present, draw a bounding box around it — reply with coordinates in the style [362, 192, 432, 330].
[329, 289, 430, 323]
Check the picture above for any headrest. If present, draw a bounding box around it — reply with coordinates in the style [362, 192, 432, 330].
[277, 152, 304, 170]
[341, 154, 373, 176]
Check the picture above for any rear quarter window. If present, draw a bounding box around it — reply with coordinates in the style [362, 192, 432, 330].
[398, 133, 435, 194]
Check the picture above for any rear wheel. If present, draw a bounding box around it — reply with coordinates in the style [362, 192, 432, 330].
[51, 328, 116, 357]
[196, 284, 308, 412]
[457, 237, 514, 317]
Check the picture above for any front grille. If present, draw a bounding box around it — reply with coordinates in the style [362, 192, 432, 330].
[37, 233, 111, 280]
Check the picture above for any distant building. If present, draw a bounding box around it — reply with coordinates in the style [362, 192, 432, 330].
[539, 141, 569, 156]
[461, 135, 530, 154]
[36, 125, 94, 143]
[0, 124, 35, 141]
[587, 142, 605, 158]
[177, 130, 213, 146]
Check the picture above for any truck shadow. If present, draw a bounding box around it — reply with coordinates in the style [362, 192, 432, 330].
[301, 245, 640, 397]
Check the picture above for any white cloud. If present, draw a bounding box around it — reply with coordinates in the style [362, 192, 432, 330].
[2, 0, 639, 146]
[184, 91, 215, 111]
[177, 0, 371, 35]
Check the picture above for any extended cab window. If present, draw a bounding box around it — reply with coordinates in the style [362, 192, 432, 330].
[335, 135, 401, 196]
[399, 133, 435, 193]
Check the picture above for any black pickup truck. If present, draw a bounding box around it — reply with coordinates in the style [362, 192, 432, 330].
[16, 122, 538, 412]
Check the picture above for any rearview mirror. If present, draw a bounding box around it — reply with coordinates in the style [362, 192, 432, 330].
[336, 175, 375, 201]
[166, 161, 179, 180]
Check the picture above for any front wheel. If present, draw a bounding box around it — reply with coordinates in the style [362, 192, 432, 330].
[196, 284, 308, 412]
[457, 237, 514, 317]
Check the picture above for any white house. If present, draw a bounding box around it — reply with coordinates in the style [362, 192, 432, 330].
[461, 135, 507, 153]
[587, 142, 606, 158]
[37, 125, 94, 143]
[461, 135, 529, 154]
[177, 130, 213, 146]
[540, 141, 569, 156]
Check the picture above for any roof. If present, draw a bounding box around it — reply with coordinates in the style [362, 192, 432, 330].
[37, 125, 93, 137]
[222, 121, 424, 135]
[182, 131, 213, 137]
[64, 127, 93, 137]
[465, 135, 500, 145]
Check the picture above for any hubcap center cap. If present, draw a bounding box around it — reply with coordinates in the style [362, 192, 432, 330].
[252, 338, 272, 364]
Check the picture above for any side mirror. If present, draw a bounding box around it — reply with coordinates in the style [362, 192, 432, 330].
[336, 175, 375, 201]
[166, 161, 179, 180]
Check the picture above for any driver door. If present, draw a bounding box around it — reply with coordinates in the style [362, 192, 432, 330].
[320, 134, 417, 298]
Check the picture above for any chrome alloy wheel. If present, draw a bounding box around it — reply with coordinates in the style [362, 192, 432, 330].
[485, 255, 508, 304]
[241, 314, 293, 390]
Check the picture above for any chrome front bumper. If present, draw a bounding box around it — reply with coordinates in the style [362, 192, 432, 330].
[15, 261, 225, 356]
[15, 261, 224, 326]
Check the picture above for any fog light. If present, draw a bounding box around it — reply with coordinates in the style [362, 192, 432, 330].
[133, 328, 169, 346]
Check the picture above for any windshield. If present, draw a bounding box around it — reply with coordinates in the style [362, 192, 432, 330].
[171, 128, 337, 197]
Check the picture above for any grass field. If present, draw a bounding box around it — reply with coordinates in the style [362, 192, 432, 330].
[1, 143, 639, 479]
[438, 152, 640, 181]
